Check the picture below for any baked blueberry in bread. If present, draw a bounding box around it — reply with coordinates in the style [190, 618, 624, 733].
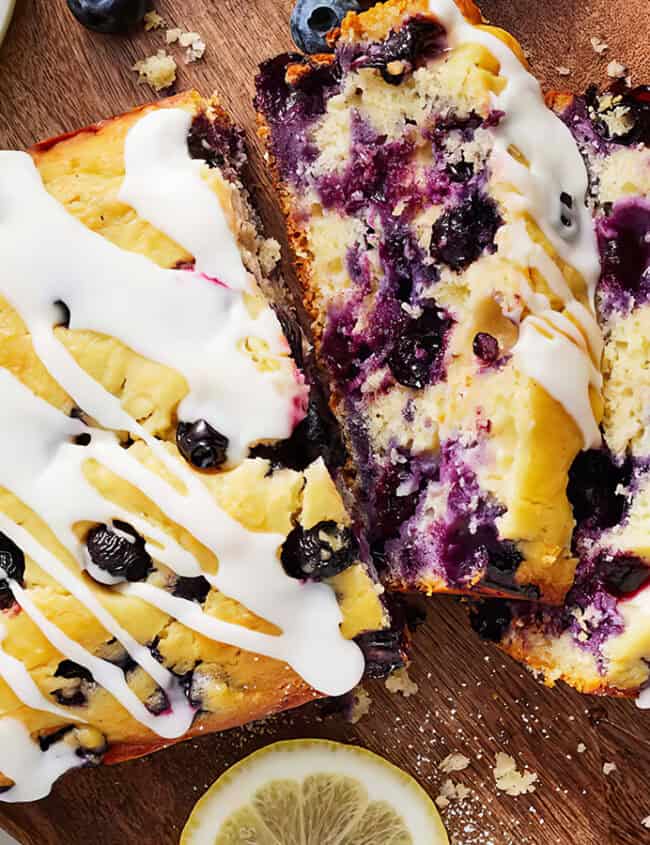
[0, 91, 396, 801]
[471, 83, 650, 700]
[256, 0, 603, 603]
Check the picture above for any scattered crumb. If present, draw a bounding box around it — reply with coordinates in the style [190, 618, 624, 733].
[165, 27, 206, 63]
[590, 36, 609, 55]
[348, 686, 372, 725]
[493, 753, 538, 796]
[182, 34, 206, 64]
[577, 743, 586, 754]
[435, 778, 471, 809]
[132, 50, 177, 91]
[439, 752, 470, 774]
[143, 10, 165, 31]
[165, 27, 183, 44]
[258, 238, 281, 276]
[607, 60, 627, 79]
[385, 667, 419, 698]
[603, 762, 617, 776]
[642, 816, 650, 830]
[555, 66, 572, 77]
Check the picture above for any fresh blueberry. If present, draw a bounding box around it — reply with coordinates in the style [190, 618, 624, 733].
[85, 521, 152, 583]
[388, 306, 452, 389]
[291, 0, 360, 54]
[430, 192, 502, 272]
[0, 532, 24, 610]
[172, 575, 211, 604]
[66, 0, 148, 33]
[176, 419, 229, 471]
[281, 520, 358, 580]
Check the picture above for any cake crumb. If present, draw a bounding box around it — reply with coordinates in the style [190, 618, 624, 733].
[385, 667, 419, 698]
[590, 36, 609, 55]
[164, 27, 206, 63]
[555, 66, 571, 77]
[348, 686, 372, 725]
[642, 816, 650, 829]
[577, 743, 586, 754]
[258, 238, 281, 276]
[132, 50, 177, 91]
[435, 778, 471, 809]
[493, 752, 538, 796]
[439, 752, 470, 774]
[179, 31, 206, 63]
[144, 10, 165, 30]
[607, 60, 627, 79]
[603, 761, 617, 775]
[165, 27, 183, 44]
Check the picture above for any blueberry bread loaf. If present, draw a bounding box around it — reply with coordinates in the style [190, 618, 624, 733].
[471, 84, 650, 700]
[0, 91, 394, 801]
[256, 0, 603, 603]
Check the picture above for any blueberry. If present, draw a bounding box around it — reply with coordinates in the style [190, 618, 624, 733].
[587, 82, 650, 147]
[430, 192, 502, 272]
[0, 532, 24, 610]
[55, 660, 94, 683]
[603, 554, 650, 599]
[281, 520, 358, 580]
[469, 599, 512, 643]
[176, 420, 229, 471]
[291, 0, 360, 54]
[354, 629, 405, 679]
[249, 391, 346, 472]
[472, 332, 499, 364]
[66, 0, 147, 33]
[172, 575, 211, 604]
[387, 306, 452, 389]
[85, 522, 152, 583]
[567, 450, 631, 529]
[54, 300, 71, 329]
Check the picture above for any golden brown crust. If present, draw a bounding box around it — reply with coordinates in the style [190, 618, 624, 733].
[104, 682, 316, 765]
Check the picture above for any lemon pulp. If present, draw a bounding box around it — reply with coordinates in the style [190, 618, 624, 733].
[181, 739, 448, 845]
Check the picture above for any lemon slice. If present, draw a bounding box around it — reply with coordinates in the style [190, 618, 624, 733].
[181, 739, 448, 845]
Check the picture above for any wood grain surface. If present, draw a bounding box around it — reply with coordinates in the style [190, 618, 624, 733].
[0, 1, 649, 843]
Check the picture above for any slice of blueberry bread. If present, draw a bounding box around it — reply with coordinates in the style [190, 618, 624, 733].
[0, 91, 397, 801]
[256, 0, 603, 602]
[471, 83, 650, 699]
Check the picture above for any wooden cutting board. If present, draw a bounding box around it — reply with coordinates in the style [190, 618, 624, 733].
[0, 1, 648, 843]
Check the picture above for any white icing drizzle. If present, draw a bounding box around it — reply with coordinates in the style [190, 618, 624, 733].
[119, 109, 248, 289]
[430, 0, 603, 448]
[0, 623, 79, 721]
[1, 150, 305, 463]
[0, 109, 363, 799]
[0, 719, 84, 803]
